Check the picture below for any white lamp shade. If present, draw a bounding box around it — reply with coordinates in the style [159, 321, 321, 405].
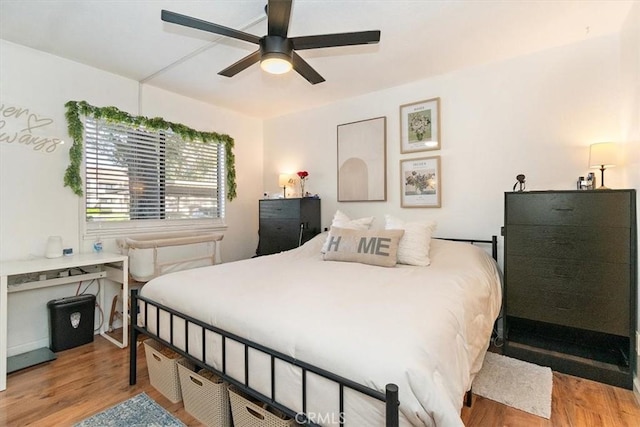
[278, 173, 292, 188]
[589, 142, 617, 168]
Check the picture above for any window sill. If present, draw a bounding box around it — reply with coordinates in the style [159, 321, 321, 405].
[82, 219, 227, 241]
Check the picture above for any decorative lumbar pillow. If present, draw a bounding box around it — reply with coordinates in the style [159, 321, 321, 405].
[384, 215, 437, 266]
[321, 210, 375, 253]
[323, 227, 405, 267]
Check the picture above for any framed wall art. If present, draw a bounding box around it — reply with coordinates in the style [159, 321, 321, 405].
[337, 116, 387, 202]
[400, 97, 440, 153]
[400, 156, 441, 208]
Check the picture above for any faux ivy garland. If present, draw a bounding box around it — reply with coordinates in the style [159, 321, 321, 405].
[63, 100, 237, 200]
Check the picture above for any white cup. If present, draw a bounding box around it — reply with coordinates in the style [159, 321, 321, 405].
[45, 236, 63, 259]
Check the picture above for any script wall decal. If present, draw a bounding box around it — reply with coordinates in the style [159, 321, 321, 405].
[0, 103, 64, 152]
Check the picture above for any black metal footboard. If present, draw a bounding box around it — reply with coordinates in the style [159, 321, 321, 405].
[129, 289, 400, 427]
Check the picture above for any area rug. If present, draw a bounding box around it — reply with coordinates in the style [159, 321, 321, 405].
[74, 392, 185, 427]
[473, 352, 552, 419]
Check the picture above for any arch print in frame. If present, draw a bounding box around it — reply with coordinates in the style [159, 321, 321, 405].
[400, 97, 440, 153]
[337, 116, 387, 202]
[401, 156, 441, 208]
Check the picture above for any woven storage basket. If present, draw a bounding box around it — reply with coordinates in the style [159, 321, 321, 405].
[143, 339, 183, 403]
[177, 359, 231, 427]
[228, 385, 296, 427]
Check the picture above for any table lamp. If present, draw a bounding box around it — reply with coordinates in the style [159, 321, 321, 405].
[589, 142, 617, 190]
[278, 173, 293, 198]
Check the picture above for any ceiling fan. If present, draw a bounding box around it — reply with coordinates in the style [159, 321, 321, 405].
[161, 0, 381, 84]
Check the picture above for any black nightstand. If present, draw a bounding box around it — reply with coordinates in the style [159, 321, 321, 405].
[256, 198, 321, 256]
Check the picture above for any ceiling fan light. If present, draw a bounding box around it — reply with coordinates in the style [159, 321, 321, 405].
[260, 54, 292, 74]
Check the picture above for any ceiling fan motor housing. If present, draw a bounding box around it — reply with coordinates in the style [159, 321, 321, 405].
[260, 36, 293, 60]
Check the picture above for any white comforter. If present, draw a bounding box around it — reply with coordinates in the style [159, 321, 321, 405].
[141, 234, 501, 426]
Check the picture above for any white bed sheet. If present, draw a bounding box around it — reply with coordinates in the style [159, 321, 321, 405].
[140, 234, 501, 426]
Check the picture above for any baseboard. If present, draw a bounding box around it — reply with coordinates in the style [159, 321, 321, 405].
[7, 338, 49, 357]
[8, 329, 102, 357]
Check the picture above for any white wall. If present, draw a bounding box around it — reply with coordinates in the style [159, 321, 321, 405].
[264, 35, 624, 242]
[0, 40, 263, 355]
[265, 28, 639, 392]
[620, 2, 640, 397]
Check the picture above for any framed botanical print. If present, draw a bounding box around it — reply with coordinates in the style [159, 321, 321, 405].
[400, 97, 440, 153]
[400, 156, 441, 208]
[337, 116, 387, 202]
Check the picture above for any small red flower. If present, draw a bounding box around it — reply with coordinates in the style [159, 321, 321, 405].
[297, 171, 309, 179]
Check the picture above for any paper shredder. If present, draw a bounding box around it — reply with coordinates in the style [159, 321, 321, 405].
[47, 294, 96, 352]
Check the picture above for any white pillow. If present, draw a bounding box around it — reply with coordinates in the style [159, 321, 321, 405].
[321, 210, 375, 253]
[332, 210, 375, 229]
[384, 215, 436, 266]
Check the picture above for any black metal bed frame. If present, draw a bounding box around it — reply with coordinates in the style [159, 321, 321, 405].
[128, 236, 498, 426]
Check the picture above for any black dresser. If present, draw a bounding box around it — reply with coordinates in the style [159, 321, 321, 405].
[256, 198, 321, 256]
[503, 190, 637, 389]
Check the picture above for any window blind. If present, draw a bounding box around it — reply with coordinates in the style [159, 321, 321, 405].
[84, 117, 224, 223]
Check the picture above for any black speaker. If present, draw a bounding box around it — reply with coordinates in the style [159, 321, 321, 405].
[47, 294, 96, 352]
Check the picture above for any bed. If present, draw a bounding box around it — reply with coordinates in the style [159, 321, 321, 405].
[129, 232, 502, 426]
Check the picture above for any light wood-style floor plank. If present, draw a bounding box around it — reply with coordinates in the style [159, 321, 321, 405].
[0, 336, 638, 426]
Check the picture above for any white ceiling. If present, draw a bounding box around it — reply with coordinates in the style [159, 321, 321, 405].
[0, 1, 634, 119]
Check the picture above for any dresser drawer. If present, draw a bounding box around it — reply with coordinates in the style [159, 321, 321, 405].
[258, 220, 300, 254]
[506, 256, 630, 336]
[506, 192, 631, 227]
[506, 225, 630, 263]
[506, 255, 630, 297]
[259, 199, 300, 219]
[507, 285, 629, 336]
[259, 219, 301, 238]
[257, 235, 298, 255]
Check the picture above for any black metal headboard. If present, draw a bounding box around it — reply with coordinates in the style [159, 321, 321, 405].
[436, 235, 498, 261]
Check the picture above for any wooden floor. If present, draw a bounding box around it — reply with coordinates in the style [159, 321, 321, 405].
[0, 336, 639, 426]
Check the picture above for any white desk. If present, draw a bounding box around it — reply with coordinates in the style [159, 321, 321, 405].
[0, 252, 129, 391]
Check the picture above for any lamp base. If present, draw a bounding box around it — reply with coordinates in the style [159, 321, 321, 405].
[596, 166, 610, 190]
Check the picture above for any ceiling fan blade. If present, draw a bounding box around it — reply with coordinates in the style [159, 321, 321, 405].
[291, 52, 325, 85]
[267, 0, 292, 37]
[218, 50, 262, 77]
[161, 10, 261, 45]
[291, 30, 381, 50]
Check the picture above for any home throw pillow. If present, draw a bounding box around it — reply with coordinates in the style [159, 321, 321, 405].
[384, 215, 437, 266]
[321, 210, 375, 253]
[323, 227, 405, 267]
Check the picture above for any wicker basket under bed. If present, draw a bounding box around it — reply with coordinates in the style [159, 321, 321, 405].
[143, 339, 183, 403]
[228, 385, 296, 427]
[177, 359, 232, 427]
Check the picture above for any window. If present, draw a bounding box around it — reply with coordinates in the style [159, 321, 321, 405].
[83, 117, 226, 235]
